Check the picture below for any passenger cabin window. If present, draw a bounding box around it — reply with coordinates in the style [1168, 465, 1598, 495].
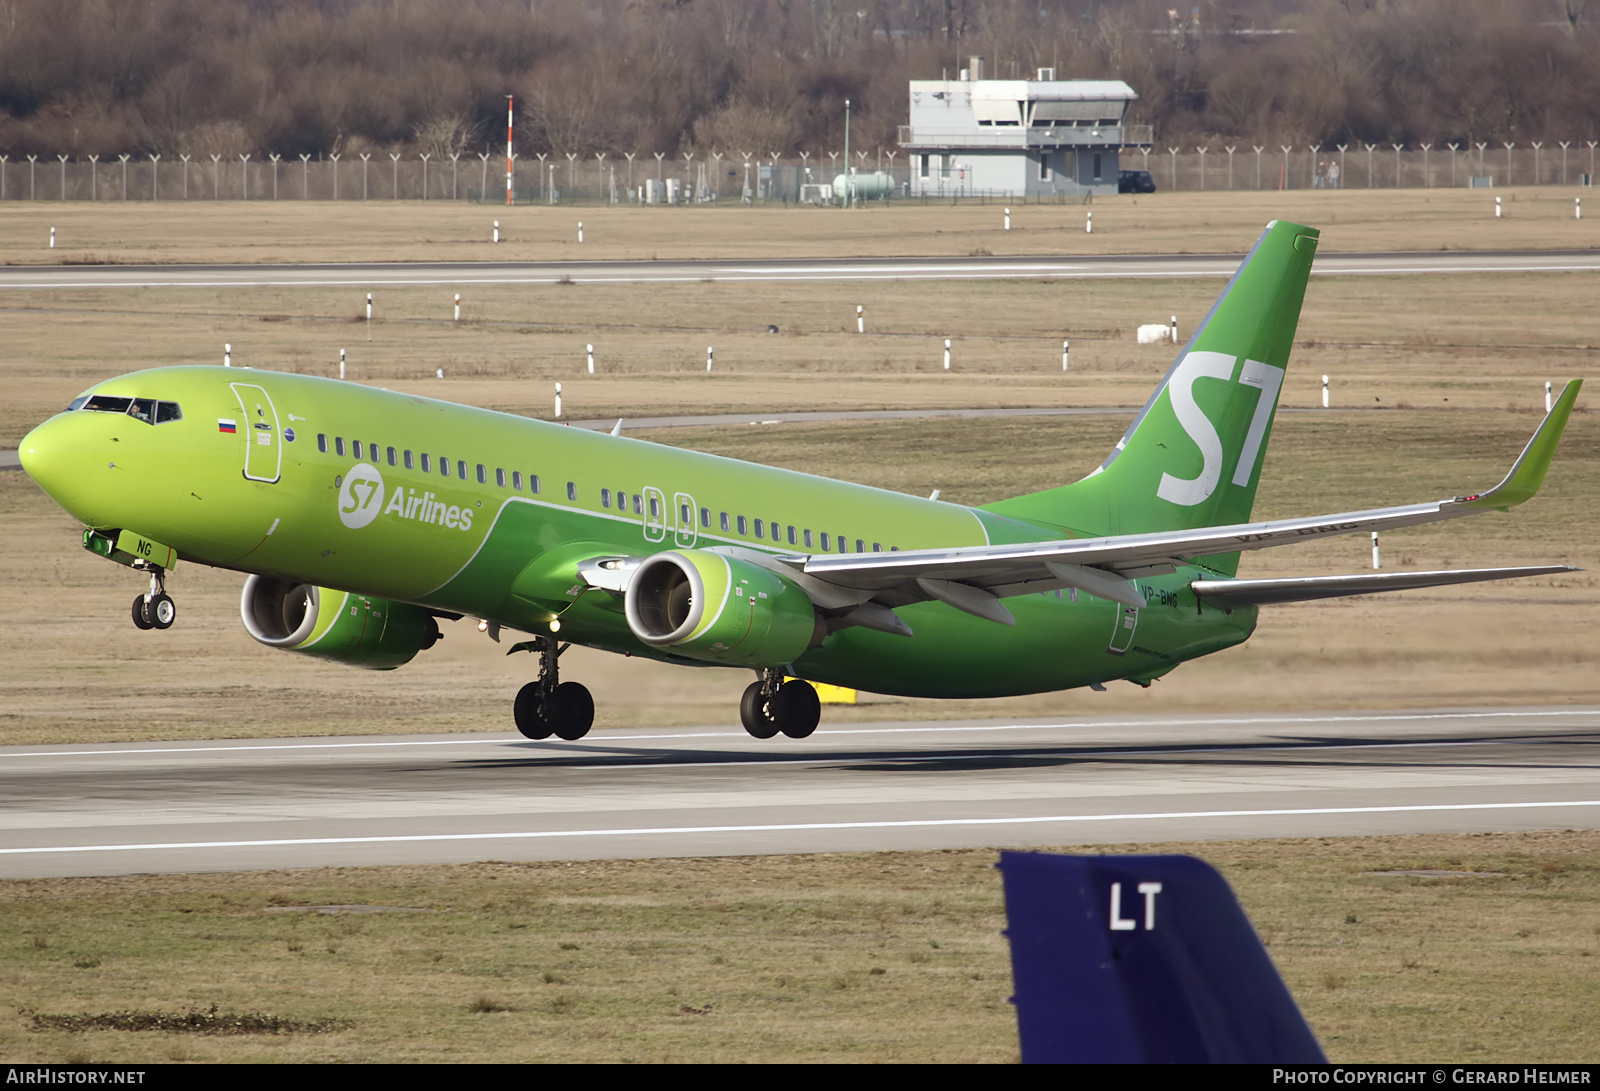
[529, 474, 541, 494]
[335, 437, 347, 457]
[566, 481, 577, 501]
[457, 460, 467, 479]
[387, 446, 397, 467]
[496, 468, 506, 488]
[420, 453, 431, 472]
[737, 516, 748, 535]
[440, 457, 450, 477]
[601, 489, 611, 508]
[353, 441, 363, 459]
[821, 532, 830, 551]
[754, 519, 764, 538]
[632, 494, 641, 514]
[512, 471, 522, 490]
[404, 450, 414, 470]
[476, 464, 487, 484]
[720, 512, 730, 532]
[701, 508, 711, 528]
[317, 434, 328, 453]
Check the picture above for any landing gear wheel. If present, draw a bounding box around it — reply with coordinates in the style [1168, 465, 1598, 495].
[739, 681, 780, 739]
[131, 595, 153, 630]
[774, 679, 821, 739]
[149, 594, 176, 630]
[510, 637, 592, 741]
[546, 682, 594, 741]
[513, 681, 552, 740]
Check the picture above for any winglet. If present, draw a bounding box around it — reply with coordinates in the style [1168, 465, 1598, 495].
[1458, 379, 1582, 512]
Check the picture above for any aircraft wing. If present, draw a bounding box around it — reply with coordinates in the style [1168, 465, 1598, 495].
[1191, 565, 1579, 608]
[785, 380, 1581, 621]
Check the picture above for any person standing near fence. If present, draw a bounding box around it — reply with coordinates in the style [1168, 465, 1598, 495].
[1315, 160, 1326, 188]
[1327, 160, 1340, 189]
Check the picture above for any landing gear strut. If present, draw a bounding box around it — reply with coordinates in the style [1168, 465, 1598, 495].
[740, 670, 821, 740]
[130, 566, 175, 631]
[512, 635, 593, 741]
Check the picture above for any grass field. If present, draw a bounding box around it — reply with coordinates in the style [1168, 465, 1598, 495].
[1, 187, 1596, 268]
[0, 230, 1594, 741]
[3, 406, 1595, 745]
[2, 832, 1595, 1063]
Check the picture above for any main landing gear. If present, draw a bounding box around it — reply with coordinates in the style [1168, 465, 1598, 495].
[740, 670, 821, 740]
[129, 566, 176, 631]
[512, 635, 594, 741]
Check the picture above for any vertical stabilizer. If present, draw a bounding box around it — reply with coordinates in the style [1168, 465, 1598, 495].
[1000, 851, 1327, 1064]
[985, 221, 1319, 567]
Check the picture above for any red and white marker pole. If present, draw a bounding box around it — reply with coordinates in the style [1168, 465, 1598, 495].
[505, 95, 515, 207]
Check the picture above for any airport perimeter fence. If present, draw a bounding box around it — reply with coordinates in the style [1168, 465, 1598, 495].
[1, 143, 1595, 204]
[1131, 142, 1600, 192]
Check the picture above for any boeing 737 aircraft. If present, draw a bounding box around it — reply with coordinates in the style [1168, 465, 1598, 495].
[18, 220, 1582, 741]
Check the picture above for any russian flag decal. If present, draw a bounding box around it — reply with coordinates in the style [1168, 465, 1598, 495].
[217, 418, 237, 433]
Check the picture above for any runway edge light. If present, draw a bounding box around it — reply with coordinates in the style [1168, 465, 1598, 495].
[998, 851, 1327, 1064]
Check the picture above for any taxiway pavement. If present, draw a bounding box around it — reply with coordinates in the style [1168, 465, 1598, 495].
[1, 250, 1597, 290]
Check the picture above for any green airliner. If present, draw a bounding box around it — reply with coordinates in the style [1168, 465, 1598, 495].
[18, 220, 1582, 741]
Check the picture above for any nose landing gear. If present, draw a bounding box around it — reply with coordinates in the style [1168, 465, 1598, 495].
[510, 634, 594, 741]
[130, 567, 176, 631]
[740, 671, 821, 739]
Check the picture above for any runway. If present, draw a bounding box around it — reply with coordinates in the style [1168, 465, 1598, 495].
[0, 249, 1597, 290]
[2, 706, 1596, 878]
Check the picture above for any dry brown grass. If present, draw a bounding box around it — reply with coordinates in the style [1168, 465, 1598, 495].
[1, 265, 1593, 445]
[1, 197, 1595, 742]
[0, 186, 1596, 269]
[1, 832, 1595, 1063]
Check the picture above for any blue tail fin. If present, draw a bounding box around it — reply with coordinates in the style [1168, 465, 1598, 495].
[999, 851, 1326, 1064]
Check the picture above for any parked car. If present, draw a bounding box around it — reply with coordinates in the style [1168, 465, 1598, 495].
[1118, 169, 1157, 194]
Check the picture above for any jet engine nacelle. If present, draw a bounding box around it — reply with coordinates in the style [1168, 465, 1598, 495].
[623, 549, 822, 668]
[240, 574, 441, 671]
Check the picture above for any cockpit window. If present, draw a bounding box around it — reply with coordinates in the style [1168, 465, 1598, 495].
[81, 395, 133, 414]
[71, 395, 182, 425]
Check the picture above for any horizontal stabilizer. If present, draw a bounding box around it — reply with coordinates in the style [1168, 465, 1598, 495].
[1192, 565, 1579, 609]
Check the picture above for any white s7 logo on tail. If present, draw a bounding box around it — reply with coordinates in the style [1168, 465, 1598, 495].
[1156, 350, 1284, 507]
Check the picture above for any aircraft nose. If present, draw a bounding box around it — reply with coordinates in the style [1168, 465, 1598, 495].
[19, 416, 91, 508]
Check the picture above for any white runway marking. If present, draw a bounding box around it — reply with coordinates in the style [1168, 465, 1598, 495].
[6, 799, 1597, 857]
